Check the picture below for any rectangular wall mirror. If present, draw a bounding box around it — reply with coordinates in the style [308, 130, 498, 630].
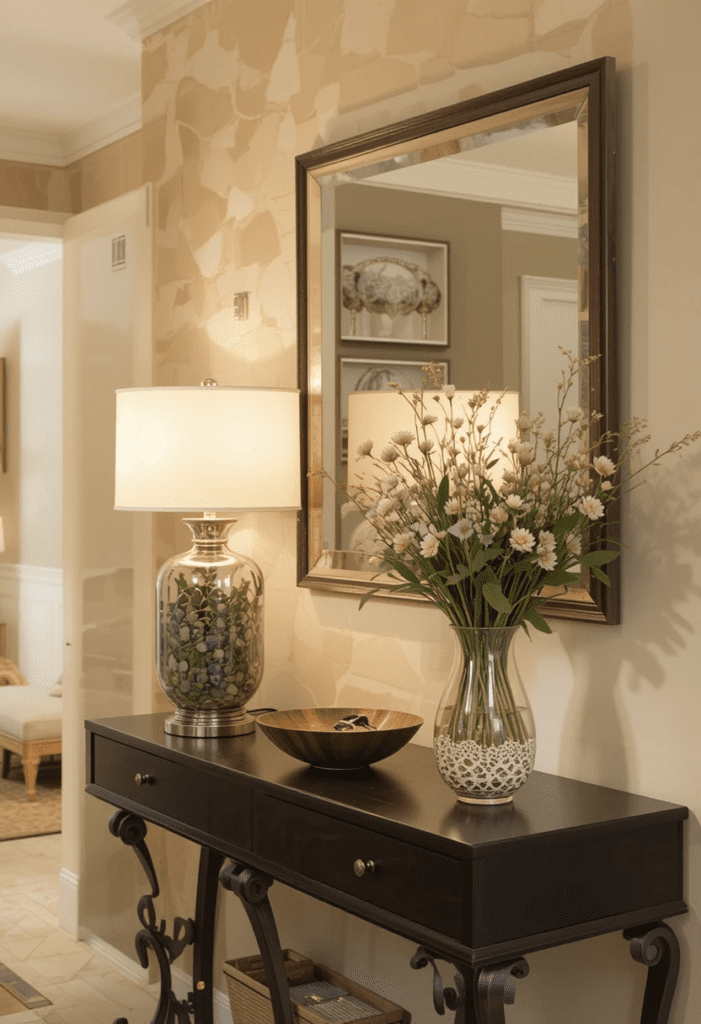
[297, 57, 618, 623]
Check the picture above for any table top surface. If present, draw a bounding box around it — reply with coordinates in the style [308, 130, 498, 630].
[87, 713, 687, 856]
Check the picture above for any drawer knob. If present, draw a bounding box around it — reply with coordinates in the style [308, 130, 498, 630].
[134, 773, 153, 786]
[353, 858, 375, 877]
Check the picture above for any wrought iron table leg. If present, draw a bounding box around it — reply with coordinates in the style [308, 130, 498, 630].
[219, 860, 295, 1024]
[192, 847, 225, 1024]
[411, 947, 528, 1024]
[109, 809, 219, 1024]
[624, 922, 681, 1024]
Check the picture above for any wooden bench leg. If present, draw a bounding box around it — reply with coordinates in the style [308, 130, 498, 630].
[21, 749, 40, 801]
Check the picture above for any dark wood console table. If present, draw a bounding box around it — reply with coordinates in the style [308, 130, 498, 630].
[86, 714, 687, 1024]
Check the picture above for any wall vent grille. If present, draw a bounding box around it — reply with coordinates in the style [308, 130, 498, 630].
[112, 235, 126, 270]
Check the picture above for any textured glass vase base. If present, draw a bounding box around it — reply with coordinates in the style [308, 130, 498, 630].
[457, 793, 513, 806]
[164, 708, 255, 737]
[434, 735, 537, 803]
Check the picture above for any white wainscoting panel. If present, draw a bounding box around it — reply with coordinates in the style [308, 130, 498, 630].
[0, 564, 63, 687]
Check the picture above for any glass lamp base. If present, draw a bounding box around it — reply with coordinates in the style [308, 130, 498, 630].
[164, 707, 256, 738]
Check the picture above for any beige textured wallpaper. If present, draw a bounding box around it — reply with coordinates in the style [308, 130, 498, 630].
[0, 131, 142, 215]
[81, 2, 701, 1023]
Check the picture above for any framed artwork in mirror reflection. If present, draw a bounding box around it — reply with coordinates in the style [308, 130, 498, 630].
[339, 231, 449, 346]
[339, 357, 449, 464]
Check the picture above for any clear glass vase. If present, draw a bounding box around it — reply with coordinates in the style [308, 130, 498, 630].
[156, 516, 264, 737]
[434, 626, 536, 805]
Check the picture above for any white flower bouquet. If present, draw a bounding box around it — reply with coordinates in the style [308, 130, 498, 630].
[334, 352, 699, 633]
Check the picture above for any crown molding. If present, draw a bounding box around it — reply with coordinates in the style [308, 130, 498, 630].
[63, 94, 141, 164]
[0, 94, 141, 168]
[501, 206, 578, 239]
[108, 0, 211, 40]
[0, 131, 65, 167]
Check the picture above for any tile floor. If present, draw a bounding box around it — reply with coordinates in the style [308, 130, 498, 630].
[0, 834, 158, 1023]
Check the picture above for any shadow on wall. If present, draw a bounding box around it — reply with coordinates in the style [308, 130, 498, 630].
[557, 450, 701, 792]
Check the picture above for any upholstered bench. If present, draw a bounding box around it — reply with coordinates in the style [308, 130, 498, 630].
[0, 658, 62, 801]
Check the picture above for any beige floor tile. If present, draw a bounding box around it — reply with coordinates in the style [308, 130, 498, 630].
[1, 834, 158, 1023]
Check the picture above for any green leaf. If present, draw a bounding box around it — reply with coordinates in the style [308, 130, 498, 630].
[523, 605, 553, 634]
[579, 549, 620, 568]
[391, 561, 422, 585]
[443, 564, 471, 586]
[551, 512, 580, 535]
[358, 589, 381, 610]
[482, 581, 512, 614]
[541, 569, 581, 588]
[590, 565, 611, 586]
[436, 474, 450, 513]
[473, 547, 503, 572]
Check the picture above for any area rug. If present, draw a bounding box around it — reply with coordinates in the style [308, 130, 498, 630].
[0, 960, 51, 1012]
[0, 756, 61, 841]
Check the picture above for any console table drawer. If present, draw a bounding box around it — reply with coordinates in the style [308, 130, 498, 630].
[254, 794, 466, 937]
[91, 734, 213, 834]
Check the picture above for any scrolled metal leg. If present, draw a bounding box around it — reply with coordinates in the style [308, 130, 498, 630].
[410, 947, 467, 1016]
[624, 922, 680, 1024]
[108, 810, 197, 1024]
[475, 959, 529, 1024]
[219, 861, 295, 1024]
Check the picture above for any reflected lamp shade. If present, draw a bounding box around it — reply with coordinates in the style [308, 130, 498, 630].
[347, 389, 519, 491]
[114, 384, 301, 739]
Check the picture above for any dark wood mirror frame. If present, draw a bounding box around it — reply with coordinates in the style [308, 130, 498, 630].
[296, 57, 618, 624]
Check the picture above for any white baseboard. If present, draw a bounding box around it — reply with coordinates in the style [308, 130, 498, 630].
[81, 931, 151, 986]
[172, 965, 233, 1024]
[58, 868, 79, 938]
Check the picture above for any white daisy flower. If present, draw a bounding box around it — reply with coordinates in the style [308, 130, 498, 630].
[391, 429, 414, 446]
[340, 501, 355, 519]
[422, 413, 438, 425]
[452, 416, 464, 428]
[418, 439, 434, 453]
[566, 407, 584, 422]
[593, 455, 615, 477]
[536, 549, 557, 571]
[392, 532, 412, 553]
[381, 474, 399, 493]
[600, 480, 613, 491]
[356, 439, 373, 456]
[510, 528, 536, 553]
[577, 495, 605, 519]
[442, 384, 456, 398]
[489, 506, 509, 525]
[420, 534, 440, 558]
[448, 519, 473, 541]
[506, 494, 524, 510]
[380, 445, 399, 462]
[538, 530, 556, 551]
[445, 496, 460, 515]
[566, 533, 582, 556]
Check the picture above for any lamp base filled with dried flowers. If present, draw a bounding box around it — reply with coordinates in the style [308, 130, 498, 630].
[156, 515, 264, 737]
[435, 626, 535, 804]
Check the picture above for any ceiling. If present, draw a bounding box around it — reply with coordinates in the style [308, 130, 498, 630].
[0, 0, 140, 162]
[0, 1, 209, 165]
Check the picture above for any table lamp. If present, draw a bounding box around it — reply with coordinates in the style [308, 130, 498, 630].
[115, 381, 301, 737]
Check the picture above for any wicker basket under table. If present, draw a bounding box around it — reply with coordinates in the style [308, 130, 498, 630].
[223, 949, 408, 1024]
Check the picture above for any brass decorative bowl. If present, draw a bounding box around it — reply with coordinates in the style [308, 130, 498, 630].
[255, 708, 423, 770]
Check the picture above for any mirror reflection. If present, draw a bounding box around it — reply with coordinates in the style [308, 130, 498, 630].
[298, 59, 617, 623]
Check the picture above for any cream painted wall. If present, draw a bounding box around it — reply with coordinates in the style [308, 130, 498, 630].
[85, 2, 701, 1022]
[0, 251, 63, 569]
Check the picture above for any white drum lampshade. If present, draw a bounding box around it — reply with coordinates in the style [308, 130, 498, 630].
[114, 383, 301, 738]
